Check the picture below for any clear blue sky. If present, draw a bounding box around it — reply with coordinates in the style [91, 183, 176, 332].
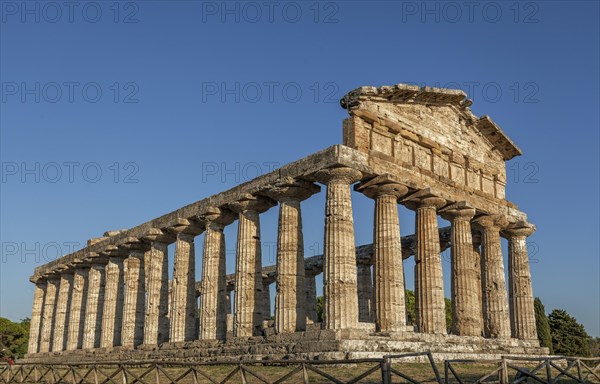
[1, 1, 598, 337]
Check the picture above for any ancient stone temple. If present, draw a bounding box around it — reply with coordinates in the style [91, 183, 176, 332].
[24, 84, 547, 362]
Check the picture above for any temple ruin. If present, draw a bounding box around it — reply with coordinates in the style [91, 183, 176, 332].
[24, 84, 548, 362]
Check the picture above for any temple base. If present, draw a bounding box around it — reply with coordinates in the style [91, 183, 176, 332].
[23, 324, 548, 363]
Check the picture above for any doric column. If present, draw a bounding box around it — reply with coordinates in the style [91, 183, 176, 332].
[229, 194, 276, 337]
[121, 250, 146, 348]
[472, 230, 484, 333]
[169, 219, 203, 342]
[474, 215, 510, 339]
[82, 263, 106, 349]
[262, 279, 271, 323]
[357, 264, 374, 322]
[404, 190, 447, 334]
[143, 229, 174, 345]
[315, 167, 363, 330]
[198, 208, 235, 340]
[100, 256, 125, 348]
[28, 279, 46, 354]
[266, 178, 320, 334]
[503, 222, 538, 341]
[66, 267, 88, 351]
[52, 271, 74, 351]
[38, 277, 59, 352]
[304, 272, 318, 324]
[440, 203, 482, 336]
[359, 179, 409, 332]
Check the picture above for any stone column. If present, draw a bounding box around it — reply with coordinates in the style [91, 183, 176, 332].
[315, 167, 362, 330]
[474, 215, 510, 339]
[229, 194, 275, 337]
[440, 203, 482, 336]
[267, 179, 319, 334]
[503, 223, 538, 341]
[122, 251, 145, 348]
[199, 208, 235, 340]
[83, 263, 106, 349]
[404, 190, 447, 334]
[170, 219, 203, 342]
[101, 256, 125, 348]
[143, 229, 173, 345]
[262, 279, 271, 323]
[357, 264, 374, 322]
[472, 230, 484, 334]
[66, 267, 88, 351]
[360, 181, 409, 332]
[27, 280, 46, 354]
[305, 272, 318, 324]
[52, 272, 74, 351]
[38, 277, 59, 352]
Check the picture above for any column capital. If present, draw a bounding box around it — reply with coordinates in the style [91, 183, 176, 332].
[402, 188, 446, 210]
[264, 177, 320, 202]
[473, 214, 509, 231]
[502, 221, 536, 238]
[439, 202, 476, 221]
[141, 228, 176, 244]
[356, 174, 409, 199]
[228, 193, 276, 214]
[117, 237, 151, 254]
[314, 166, 362, 184]
[198, 206, 236, 230]
[168, 217, 205, 236]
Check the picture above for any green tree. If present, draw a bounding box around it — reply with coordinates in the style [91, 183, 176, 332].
[548, 309, 591, 356]
[0, 317, 30, 359]
[316, 296, 324, 323]
[589, 337, 600, 357]
[534, 298, 553, 353]
[405, 290, 415, 325]
[445, 297, 452, 333]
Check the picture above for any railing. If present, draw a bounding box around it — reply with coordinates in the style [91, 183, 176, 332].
[1, 353, 598, 384]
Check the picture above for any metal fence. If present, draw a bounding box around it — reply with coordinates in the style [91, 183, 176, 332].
[1, 352, 598, 384]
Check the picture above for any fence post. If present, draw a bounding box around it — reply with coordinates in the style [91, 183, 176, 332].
[500, 359, 509, 384]
[545, 359, 552, 384]
[381, 357, 391, 384]
[576, 359, 583, 383]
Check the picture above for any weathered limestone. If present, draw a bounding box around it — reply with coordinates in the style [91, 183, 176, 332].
[305, 272, 318, 324]
[404, 190, 447, 334]
[266, 178, 320, 334]
[170, 219, 203, 342]
[82, 264, 106, 349]
[503, 223, 538, 341]
[100, 257, 125, 348]
[27, 281, 46, 354]
[122, 251, 146, 348]
[52, 272, 73, 351]
[359, 179, 409, 332]
[357, 264, 374, 322]
[229, 195, 276, 337]
[66, 268, 88, 351]
[198, 208, 235, 340]
[474, 215, 511, 339]
[316, 167, 363, 330]
[39, 278, 59, 352]
[143, 230, 173, 345]
[440, 203, 482, 336]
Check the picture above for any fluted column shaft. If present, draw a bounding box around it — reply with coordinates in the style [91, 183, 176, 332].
[275, 198, 306, 333]
[28, 281, 46, 354]
[39, 278, 59, 352]
[52, 273, 73, 351]
[82, 264, 105, 349]
[409, 195, 447, 334]
[199, 210, 232, 340]
[66, 268, 88, 350]
[122, 251, 145, 348]
[170, 233, 197, 342]
[316, 167, 362, 330]
[234, 209, 264, 337]
[101, 257, 125, 348]
[442, 206, 482, 336]
[504, 225, 538, 340]
[144, 241, 170, 345]
[475, 215, 510, 339]
[305, 273, 318, 324]
[357, 264, 374, 322]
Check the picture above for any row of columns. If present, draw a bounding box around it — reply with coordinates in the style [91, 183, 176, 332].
[28, 168, 538, 355]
